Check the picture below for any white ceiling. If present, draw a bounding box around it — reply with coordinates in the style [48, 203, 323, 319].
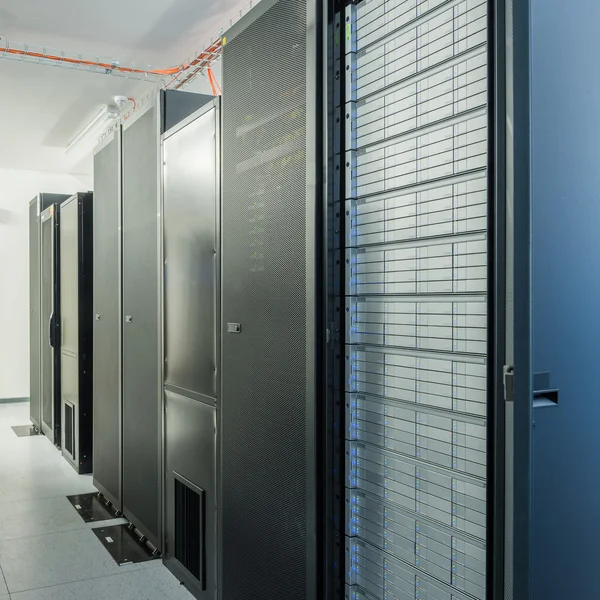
[0, 0, 245, 175]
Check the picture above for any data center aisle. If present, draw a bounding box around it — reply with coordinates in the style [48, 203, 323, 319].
[0, 401, 193, 600]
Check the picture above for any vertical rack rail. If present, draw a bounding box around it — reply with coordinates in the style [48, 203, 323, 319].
[343, 1, 490, 599]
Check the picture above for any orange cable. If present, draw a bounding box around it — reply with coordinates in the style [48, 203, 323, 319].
[1, 47, 181, 76]
[1, 38, 224, 96]
[207, 69, 218, 96]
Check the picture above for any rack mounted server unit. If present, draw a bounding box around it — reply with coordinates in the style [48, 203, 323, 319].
[93, 89, 213, 551]
[59, 193, 94, 473]
[29, 193, 70, 438]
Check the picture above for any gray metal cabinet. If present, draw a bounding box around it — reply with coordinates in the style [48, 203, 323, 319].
[93, 129, 123, 508]
[162, 100, 220, 599]
[220, 1, 320, 597]
[29, 199, 41, 430]
[40, 205, 60, 444]
[122, 106, 162, 549]
[30, 194, 70, 434]
[92, 90, 212, 551]
[59, 193, 94, 474]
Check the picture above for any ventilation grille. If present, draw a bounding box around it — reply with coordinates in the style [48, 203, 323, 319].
[174, 476, 205, 587]
[64, 403, 74, 456]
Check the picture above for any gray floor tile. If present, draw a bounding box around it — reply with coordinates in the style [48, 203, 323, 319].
[0, 527, 150, 593]
[0, 401, 189, 599]
[10, 568, 194, 599]
[0, 568, 7, 596]
[0, 464, 96, 504]
[0, 497, 84, 541]
[0, 496, 126, 541]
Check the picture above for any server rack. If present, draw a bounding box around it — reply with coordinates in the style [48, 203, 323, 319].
[93, 90, 213, 551]
[162, 98, 220, 599]
[40, 203, 63, 445]
[341, 1, 492, 599]
[59, 192, 94, 473]
[29, 199, 41, 430]
[93, 128, 123, 509]
[30, 193, 71, 436]
[121, 91, 211, 551]
[220, 0, 322, 598]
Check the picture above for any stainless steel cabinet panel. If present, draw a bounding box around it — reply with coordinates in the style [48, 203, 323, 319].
[40, 210, 55, 440]
[163, 105, 219, 401]
[93, 131, 122, 509]
[164, 390, 216, 599]
[59, 193, 93, 474]
[59, 197, 80, 468]
[122, 105, 161, 549]
[60, 200, 78, 357]
[29, 199, 41, 429]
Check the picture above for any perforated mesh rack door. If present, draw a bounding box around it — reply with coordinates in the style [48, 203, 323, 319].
[344, 1, 490, 599]
[221, 0, 315, 599]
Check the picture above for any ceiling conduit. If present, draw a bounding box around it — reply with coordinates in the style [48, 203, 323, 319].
[0, 0, 260, 94]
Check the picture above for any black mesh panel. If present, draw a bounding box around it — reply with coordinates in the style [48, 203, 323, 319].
[221, 0, 309, 598]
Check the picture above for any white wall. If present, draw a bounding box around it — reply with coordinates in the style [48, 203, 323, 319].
[0, 168, 92, 399]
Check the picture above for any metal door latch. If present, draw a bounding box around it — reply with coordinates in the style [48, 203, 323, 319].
[227, 323, 241, 334]
[125, 315, 133, 323]
[503, 365, 514, 402]
[95, 314, 101, 321]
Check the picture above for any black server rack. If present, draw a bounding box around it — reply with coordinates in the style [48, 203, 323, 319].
[220, 0, 323, 598]
[59, 192, 94, 474]
[217, 0, 526, 599]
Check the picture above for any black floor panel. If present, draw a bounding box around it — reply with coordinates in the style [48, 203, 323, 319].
[11, 425, 40, 437]
[66, 492, 121, 523]
[92, 524, 160, 566]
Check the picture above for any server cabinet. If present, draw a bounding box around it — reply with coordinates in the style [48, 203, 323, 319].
[40, 204, 61, 444]
[341, 1, 493, 600]
[220, 0, 321, 598]
[29, 199, 41, 430]
[122, 105, 162, 548]
[30, 194, 71, 433]
[93, 128, 123, 509]
[92, 90, 210, 550]
[59, 193, 94, 474]
[162, 100, 220, 599]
